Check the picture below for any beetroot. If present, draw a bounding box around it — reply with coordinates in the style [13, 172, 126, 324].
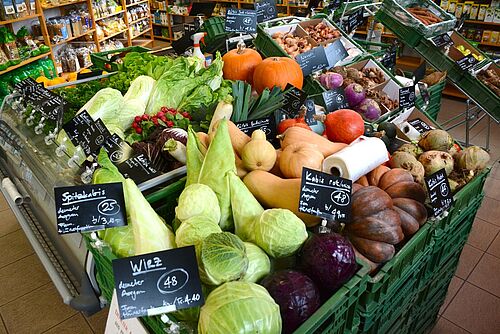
[355, 98, 381, 121]
[344, 83, 366, 107]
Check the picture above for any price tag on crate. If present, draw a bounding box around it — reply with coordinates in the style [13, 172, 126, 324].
[235, 116, 278, 147]
[430, 33, 454, 48]
[322, 87, 349, 113]
[408, 118, 432, 134]
[425, 168, 454, 217]
[325, 39, 349, 68]
[112, 246, 204, 319]
[304, 99, 318, 126]
[255, 0, 277, 23]
[103, 134, 135, 165]
[54, 182, 127, 234]
[456, 54, 478, 71]
[63, 112, 111, 157]
[418, 82, 430, 106]
[225, 8, 257, 33]
[279, 84, 307, 117]
[298, 167, 352, 222]
[399, 86, 416, 109]
[379, 46, 397, 72]
[117, 153, 161, 184]
[343, 7, 365, 34]
[296, 46, 329, 77]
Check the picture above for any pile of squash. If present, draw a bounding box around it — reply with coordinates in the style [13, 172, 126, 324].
[348, 167, 428, 264]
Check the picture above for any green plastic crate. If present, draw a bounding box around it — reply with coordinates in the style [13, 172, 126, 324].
[415, 79, 446, 121]
[411, 38, 500, 122]
[357, 244, 433, 334]
[90, 46, 150, 72]
[86, 176, 372, 334]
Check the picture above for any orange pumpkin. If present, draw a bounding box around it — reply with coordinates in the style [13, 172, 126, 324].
[252, 57, 303, 93]
[324, 109, 365, 144]
[222, 42, 262, 84]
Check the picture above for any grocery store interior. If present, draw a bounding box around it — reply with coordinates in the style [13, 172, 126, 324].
[1, 0, 500, 333]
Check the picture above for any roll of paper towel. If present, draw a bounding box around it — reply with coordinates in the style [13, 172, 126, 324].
[322, 136, 389, 181]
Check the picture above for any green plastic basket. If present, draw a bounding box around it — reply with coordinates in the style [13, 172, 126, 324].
[90, 46, 150, 72]
[415, 79, 446, 121]
[86, 176, 372, 334]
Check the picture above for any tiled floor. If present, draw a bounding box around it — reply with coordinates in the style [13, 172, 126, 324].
[0, 98, 498, 333]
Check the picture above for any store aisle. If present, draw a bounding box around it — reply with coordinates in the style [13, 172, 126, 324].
[0, 98, 499, 334]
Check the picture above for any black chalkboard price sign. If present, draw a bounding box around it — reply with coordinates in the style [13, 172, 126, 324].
[322, 87, 349, 113]
[298, 167, 352, 221]
[103, 134, 134, 165]
[63, 112, 111, 157]
[409, 118, 432, 134]
[304, 99, 317, 126]
[424, 168, 454, 217]
[235, 116, 278, 147]
[430, 33, 454, 48]
[325, 39, 348, 68]
[112, 246, 204, 319]
[295, 46, 329, 76]
[54, 182, 127, 234]
[117, 153, 161, 184]
[456, 54, 478, 71]
[399, 86, 416, 109]
[279, 84, 307, 117]
[343, 8, 365, 34]
[255, 0, 277, 23]
[379, 46, 397, 72]
[225, 8, 257, 33]
[15, 78, 68, 121]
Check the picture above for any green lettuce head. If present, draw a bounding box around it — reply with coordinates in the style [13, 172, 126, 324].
[175, 216, 222, 249]
[242, 242, 270, 283]
[175, 183, 221, 224]
[198, 281, 282, 334]
[199, 232, 248, 286]
[254, 209, 308, 258]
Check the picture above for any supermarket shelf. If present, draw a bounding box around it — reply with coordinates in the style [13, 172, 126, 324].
[131, 28, 152, 39]
[152, 23, 169, 27]
[170, 13, 191, 17]
[479, 41, 499, 47]
[129, 16, 150, 25]
[154, 35, 172, 41]
[0, 13, 41, 25]
[209, 0, 238, 3]
[126, 0, 148, 7]
[53, 29, 95, 46]
[98, 29, 127, 42]
[277, 4, 288, 7]
[0, 53, 50, 76]
[465, 20, 500, 27]
[95, 10, 125, 21]
[42, 0, 87, 9]
[137, 39, 154, 47]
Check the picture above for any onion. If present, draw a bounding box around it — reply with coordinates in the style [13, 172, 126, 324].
[319, 72, 343, 90]
[355, 98, 381, 121]
[344, 83, 366, 107]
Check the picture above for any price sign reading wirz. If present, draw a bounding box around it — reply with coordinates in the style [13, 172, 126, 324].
[112, 246, 204, 319]
[54, 182, 127, 234]
[425, 168, 454, 217]
[298, 167, 352, 222]
[225, 8, 257, 33]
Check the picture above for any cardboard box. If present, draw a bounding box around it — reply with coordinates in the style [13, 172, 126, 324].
[448, 0, 457, 14]
[470, 4, 479, 20]
[485, 7, 495, 22]
[478, 4, 488, 20]
[455, 3, 464, 18]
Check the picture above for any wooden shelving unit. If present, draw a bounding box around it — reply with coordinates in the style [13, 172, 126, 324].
[0, 53, 52, 76]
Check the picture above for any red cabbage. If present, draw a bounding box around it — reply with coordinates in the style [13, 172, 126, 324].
[344, 83, 366, 107]
[260, 270, 320, 334]
[298, 233, 357, 295]
[355, 98, 381, 121]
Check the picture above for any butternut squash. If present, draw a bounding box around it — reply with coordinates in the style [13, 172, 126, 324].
[235, 154, 248, 178]
[355, 175, 369, 186]
[279, 143, 323, 178]
[243, 170, 320, 227]
[269, 149, 284, 177]
[278, 127, 348, 158]
[241, 130, 277, 171]
[209, 120, 251, 156]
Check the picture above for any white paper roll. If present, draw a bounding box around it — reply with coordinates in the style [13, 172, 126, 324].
[322, 136, 389, 182]
[1, 178, 23, 205]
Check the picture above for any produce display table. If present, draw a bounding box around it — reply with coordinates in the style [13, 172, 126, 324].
[0, 6, 496, 334]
